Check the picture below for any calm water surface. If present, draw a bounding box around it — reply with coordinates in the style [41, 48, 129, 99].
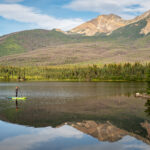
[0, 82, 150, 150]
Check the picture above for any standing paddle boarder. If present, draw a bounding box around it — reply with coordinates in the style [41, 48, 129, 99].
[16, 86, 19, 97]
[15, 86, 19, 112]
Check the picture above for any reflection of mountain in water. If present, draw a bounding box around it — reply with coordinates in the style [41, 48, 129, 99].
[0, 94, 150, 141]
[70, 121, 126, 142]
[0, 82, 150, 146]
[69, 120, 150, 145]
[141, 121, 150, 139]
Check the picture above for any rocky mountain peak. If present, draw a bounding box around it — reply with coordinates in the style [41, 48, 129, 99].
[69, 10, 150, 36]
[70, 13, 127, 36]
[97, 14, 122, 20]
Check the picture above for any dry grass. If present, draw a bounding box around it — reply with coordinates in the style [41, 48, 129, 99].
[0, 41, 150, 66]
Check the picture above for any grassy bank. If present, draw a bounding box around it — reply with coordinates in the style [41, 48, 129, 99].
[0, 63, 150, 82]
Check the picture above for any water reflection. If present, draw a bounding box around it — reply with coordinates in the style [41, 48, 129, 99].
[0, 82, 150, 150]
[69, 120, 150, 144]
[0, 120, 150, 150]
[0, 82, 147, 100]
[0, 121, 84, 150]
[147, 82, 150, 95]
[145, 100, 150, 116]
[15, 100, 19, 112]
[144, 82, 150, 116]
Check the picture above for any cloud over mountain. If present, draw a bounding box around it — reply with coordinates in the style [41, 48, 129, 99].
[3, 0, 24, 3]
[0, 4, 84, 31]
[65, 0, 150, 19]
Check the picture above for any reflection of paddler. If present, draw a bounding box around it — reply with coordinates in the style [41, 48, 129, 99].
[16, 100, 19, 111]
[16, 86, 19, 97]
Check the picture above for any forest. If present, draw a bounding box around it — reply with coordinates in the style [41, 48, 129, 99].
[0, 63, 150, 81]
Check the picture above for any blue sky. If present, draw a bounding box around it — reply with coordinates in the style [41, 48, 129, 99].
[0, 0, 150, 36]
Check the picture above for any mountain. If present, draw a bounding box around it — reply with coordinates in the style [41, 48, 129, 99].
[0, 10, 150, 65]
[141, 17, 150, 35]
[70, 14, 128, 36]
[109, 18, 147, 40]
[70, 10, 150, 36]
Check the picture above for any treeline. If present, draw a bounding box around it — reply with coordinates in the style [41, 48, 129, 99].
[0, 63, 150, 81]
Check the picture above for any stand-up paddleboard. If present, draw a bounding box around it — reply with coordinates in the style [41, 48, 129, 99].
[8, 97, 27, 100]
[8, 86, 27, 100]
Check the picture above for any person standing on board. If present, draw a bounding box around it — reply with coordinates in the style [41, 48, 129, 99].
[16, 86, 19, 97]
[15, 87, 19, 112]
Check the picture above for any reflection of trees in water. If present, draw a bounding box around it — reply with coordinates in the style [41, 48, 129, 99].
[147, 82, 150, 95]
[145, 83, 150, 116]
[145, 99, 150, 116]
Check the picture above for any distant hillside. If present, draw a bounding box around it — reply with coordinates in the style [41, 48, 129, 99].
[109, 19, 148, 40]
[0, 29, 85, 57]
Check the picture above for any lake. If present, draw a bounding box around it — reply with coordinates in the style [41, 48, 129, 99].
[0, 82, 150, 150]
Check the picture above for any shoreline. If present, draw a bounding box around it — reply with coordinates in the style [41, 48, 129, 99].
[136, 93, 150, 99]
[0, 79, 148, 82]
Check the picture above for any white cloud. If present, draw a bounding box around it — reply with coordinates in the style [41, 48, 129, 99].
[65, 0, 150, 19]
[3, 0, 24, 2]
[65, 136, 150, 150]
[0, 4, 84, 31]
[0, 125, 83, 150]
